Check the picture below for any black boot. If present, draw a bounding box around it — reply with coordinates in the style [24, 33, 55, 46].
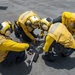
[42, 52, 55, 62]
[61, 48, 74, 57]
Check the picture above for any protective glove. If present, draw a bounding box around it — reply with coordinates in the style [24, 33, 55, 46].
[27, 49, 34, 55]
[33, 38, 37, 45]
[27, 44, 34, 55]
[40, 30, 44, 38]
[40, 33, 44, 38]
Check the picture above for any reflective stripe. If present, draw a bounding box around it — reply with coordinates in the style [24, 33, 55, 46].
[50, 23, 60, 33]
[21, 11, 30, 20]
[1, 22, 6, 31]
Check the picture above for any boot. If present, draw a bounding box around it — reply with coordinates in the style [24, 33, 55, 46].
[42, 52, 55, 62]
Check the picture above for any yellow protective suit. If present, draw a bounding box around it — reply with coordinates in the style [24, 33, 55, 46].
[16, 11, 41, 40]
[43, 23, 75, 52]
[62, 11, 75, 35]
[0, 34, 29, 62]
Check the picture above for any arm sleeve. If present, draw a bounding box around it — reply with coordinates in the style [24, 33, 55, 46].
[0, 39, 29, 52]
[22, 25, 35, 40]
[43, 35, 54, 52]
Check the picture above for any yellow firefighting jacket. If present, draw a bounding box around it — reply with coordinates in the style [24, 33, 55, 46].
[16, 11, 40, 40]
[0, 34, 29, 62]
[62, 12, 75, 35]
[43, 23, 75, 52]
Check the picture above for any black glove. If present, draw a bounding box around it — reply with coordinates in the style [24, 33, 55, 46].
[27, 44, 34, 55]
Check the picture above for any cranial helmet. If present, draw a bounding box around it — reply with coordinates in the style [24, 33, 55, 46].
[26, 16, 41, 28]
[0, 21, 14, 36]
[41, 17, 52, 31]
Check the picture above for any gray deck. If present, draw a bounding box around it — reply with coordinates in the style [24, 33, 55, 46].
[0, 0, 75, 75]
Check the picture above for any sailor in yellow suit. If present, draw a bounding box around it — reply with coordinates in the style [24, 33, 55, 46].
[15, 11, 41, 44]
[41, 18, 75, 62]
[0, 21, 29, 66]
[53, 11, 75, 36]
